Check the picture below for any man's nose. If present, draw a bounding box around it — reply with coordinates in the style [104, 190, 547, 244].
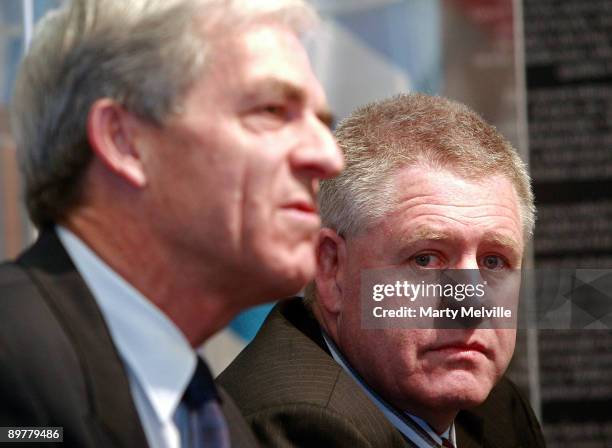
[453, 255, 480, 271]
[448, 256, 485, 298]
[290, 116, 344, 180]
[439, 266, 486, 329]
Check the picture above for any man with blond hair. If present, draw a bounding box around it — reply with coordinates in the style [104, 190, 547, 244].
[220, 94, 545, 447]
[0, 0, 343, 446]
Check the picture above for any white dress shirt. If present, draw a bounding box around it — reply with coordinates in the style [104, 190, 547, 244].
[57, 226, 197, 448]
[322, 332, 457, 448]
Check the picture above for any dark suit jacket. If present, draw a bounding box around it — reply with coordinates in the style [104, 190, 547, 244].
[0, 230, 258, 447]
[218, 298, 546, 448]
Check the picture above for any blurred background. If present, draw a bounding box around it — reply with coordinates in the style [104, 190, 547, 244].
[1, 1, 611, 446]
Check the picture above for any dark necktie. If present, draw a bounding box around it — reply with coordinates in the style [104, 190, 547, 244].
[182, 357, 230, 448]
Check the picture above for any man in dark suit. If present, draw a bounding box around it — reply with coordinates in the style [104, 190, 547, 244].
[0, 0, 342, 446]
[219, 94, 546, 447]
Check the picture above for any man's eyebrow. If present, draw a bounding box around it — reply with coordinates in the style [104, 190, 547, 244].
[481, 232, 522, 257]
[401, 227, 522, 255]
[401, 226, 454, 246]
[245, 78, 335, 128]
[245, 78, 305, 103]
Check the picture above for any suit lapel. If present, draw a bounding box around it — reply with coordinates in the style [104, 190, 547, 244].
[17, 230, 149, 448]
[456, 410, 486, 448]
[217, 387, 260, 447]
[277, 300, 412, 447]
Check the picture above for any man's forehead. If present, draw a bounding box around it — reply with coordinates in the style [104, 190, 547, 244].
[390, 165, 521, 210]
[209, 23, 329, 109]
[214, 23, 304, 72]
[374, 166, 525, 245]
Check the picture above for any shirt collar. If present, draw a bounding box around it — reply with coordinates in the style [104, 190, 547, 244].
[56, 226, 196, 424]
[322, 332, 457, 448]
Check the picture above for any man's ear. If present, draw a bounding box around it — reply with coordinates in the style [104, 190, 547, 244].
[86, 98, 147, 188]
[315, 228, 347, 317]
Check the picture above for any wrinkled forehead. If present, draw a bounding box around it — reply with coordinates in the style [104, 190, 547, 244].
[388, 162, 523, 217]
[192, 0, 316, 48]
[201, 21, 328, 107]
[346, 165, 523, 237]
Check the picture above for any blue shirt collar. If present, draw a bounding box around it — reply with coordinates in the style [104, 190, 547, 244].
[322, 331, 456, 448]
[57, 226, 196, 424]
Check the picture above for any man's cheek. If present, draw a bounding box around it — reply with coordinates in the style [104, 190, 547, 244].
[500, 330, 517, 357]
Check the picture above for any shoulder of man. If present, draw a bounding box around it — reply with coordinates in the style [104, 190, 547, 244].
[458, 376, 546, 448]
[0, 233, 146, 447]
[218, 297, 407, 448]
[0, 256, 95, 442]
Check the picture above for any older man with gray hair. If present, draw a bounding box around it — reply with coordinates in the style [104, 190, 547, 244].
[0, 0, 343, 446]
[219, 94, 545, 447]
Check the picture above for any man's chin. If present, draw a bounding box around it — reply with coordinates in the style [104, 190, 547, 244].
[403, 375, 495, 413]
[271, 244, 315, 274]
[252, 262, 315, 300]
[430, 383, 494, 410]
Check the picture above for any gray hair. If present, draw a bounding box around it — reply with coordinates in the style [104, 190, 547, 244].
[11, 0, 317, 228]
[320, 93, 536, 238]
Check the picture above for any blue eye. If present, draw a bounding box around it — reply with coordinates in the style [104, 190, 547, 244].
[481, 255, 505, 270]
[411, 253, 443, 269]
[415, 254, 431, 266]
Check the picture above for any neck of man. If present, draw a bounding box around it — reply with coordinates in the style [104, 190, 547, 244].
[61, 208, 245, 347]
[314, 304, 457, 435]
